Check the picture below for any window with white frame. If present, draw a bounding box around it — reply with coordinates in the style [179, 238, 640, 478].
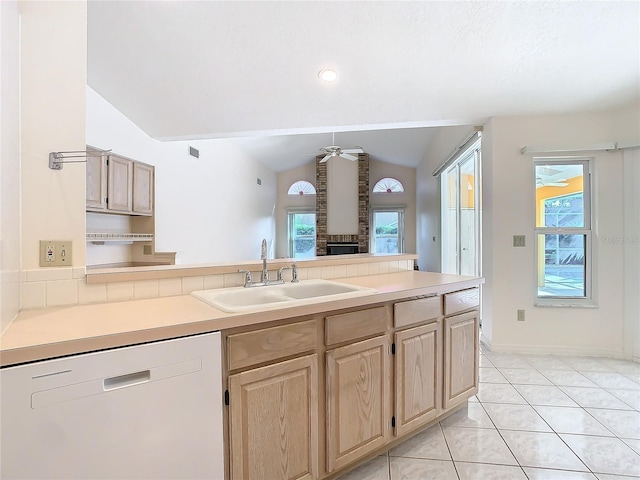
[287, 211, 316, 258]
[534, 159, 592, 301]
[371, 208, 404, 254]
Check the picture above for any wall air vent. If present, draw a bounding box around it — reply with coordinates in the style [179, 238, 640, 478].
[188, 146, 200, 159]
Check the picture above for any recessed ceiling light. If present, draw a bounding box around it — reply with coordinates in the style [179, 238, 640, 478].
[318, 69, 338, 82]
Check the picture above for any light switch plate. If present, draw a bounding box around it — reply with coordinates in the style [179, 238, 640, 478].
[513, 235, 526, 247]
[39, 240, 72, 267]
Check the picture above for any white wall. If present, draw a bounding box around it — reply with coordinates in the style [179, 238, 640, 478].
[0, 0, 21, 333]
[20, 1, 87, 270]
[369, 160, 417, 255]
[416, 126, 475, 272]
[87, 88, 277, 264]
[483, 110, 639, 357]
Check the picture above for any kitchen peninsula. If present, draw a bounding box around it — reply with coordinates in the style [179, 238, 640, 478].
[1, 269, 483, 480]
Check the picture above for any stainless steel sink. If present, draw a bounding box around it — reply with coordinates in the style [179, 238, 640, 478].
[191, 279, 377, 313]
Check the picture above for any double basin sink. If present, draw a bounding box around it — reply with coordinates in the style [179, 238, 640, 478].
[191, 279, 377, 313]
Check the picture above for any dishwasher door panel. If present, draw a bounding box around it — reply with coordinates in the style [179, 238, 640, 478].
[1, 332, 224, 480]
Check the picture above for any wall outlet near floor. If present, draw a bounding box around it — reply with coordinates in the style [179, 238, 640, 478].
[143, 244, 152, 255]
[517, 309, 525, 321]
[39, 240, 72, 267]
[513, 235, 526, 247]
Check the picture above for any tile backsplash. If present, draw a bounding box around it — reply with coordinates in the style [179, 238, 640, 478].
[19, 259, 415, 310]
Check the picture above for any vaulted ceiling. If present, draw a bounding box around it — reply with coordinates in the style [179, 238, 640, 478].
[88, 1, 639, 170]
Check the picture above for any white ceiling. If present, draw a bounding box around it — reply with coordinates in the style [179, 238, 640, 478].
[87, 1, 639, 171]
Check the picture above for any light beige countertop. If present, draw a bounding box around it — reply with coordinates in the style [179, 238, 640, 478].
[0, 271, 482, 367]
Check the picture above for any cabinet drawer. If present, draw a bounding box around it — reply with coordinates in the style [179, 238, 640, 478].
[227, 320, 317, 371]
[325, 307, 389, 346]
[394, 296, 441, 329]
[444, 288, 479, 316]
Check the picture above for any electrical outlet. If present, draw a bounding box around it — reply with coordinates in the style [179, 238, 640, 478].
[39, 240, 72, 267]
[143, 245, 152, 255]
[517, 309, 525, 321]
[513, 235, 526, 247]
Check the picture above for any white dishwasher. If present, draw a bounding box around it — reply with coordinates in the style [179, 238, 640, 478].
[0, 332, 224, 480]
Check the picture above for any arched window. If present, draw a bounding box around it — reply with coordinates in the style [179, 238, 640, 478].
[287, 180, 316, 196]
[373, 177, 404, 193]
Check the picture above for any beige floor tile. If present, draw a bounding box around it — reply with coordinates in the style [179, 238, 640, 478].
[337, 454, 389, 480]
[483, 403, 552, 432]
[539, 370, 599, 388]
[389, 457, 457, 480]
[523, 467, 597, 479]
[501, 430, 588, 471]
[476, 383, 528, 404]
[561, 387, 634, 410]
[456, 461, 528, 479]
[560, 434, 640, 477]
[439, 403, 495, 429]
[442, 426, 517, 465]
[514, 385, 578, 407]
[533, 405, 614, 437]
[498, 368, 553, 385]
[389, 424, 451, 460]
[479, 367, 508, 384]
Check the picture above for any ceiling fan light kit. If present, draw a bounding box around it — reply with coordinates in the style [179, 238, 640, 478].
[317, 133, 364, 163]
[318, 69, 338, 82]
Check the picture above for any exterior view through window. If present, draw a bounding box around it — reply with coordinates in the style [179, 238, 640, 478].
[288, 212, 316, 258]
[372, 210, 404, 253]
[535, 161, 591, 299]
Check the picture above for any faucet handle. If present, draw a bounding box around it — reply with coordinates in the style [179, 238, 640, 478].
[238, 269, 252, 287]
[277, 266, 291, 282]
[291, 263, 299, 283]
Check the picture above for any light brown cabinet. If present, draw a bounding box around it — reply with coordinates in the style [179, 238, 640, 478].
[443, 309, 479, 410]
[86, 151, 153, 216]
[228, 354, 319, 480]
[394, 321, 441, 436]
[325, 335, 392, 473]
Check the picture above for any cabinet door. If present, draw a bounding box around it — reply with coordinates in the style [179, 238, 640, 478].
[394, 321, 441, 436]
[443, 310, 479, 410]
[229, 354, 318, 480]
[86, 148, 106, 211]
[132, 162, 154, 215]
[107, 155, 133, 212]
[326, 335, 391, 473]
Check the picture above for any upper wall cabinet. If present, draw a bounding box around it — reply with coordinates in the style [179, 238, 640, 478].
[86, 149, 154, 216]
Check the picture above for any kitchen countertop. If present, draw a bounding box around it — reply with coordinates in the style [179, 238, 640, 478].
[0, 271, 482, 367]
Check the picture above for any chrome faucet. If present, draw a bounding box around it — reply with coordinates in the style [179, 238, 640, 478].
[260, 238, 268, 283]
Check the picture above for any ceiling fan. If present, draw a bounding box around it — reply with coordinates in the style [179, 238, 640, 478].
[317, 133, 364, 163]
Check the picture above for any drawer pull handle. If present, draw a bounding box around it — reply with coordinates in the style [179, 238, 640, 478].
[103, 370, 150, 390]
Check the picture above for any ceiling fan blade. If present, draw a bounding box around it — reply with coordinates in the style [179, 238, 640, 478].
[340, 153, 358, 161]
[341, 147, 364, 154]
[319, 154, 332, 163]
[547, 182, 569, 187]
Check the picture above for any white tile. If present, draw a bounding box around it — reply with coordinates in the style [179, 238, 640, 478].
[500, 430, 588, 471]
[390, 457, 458, 480]
[223, 272, 245, 287]
[379, 262, 390, 273]
[595, 474, 640, 480]
[388, 260, 400, 272]
[294, 267, 308, 281]
[580, 372, 640, 391]
[181, 276, 204, 293]
[523, 467, 597, 479]
[321, 266, 335, 279]
[479, 367, 508, 383]
[333, 264, 347, 278]
[476, 383, 528, 404]
[560, 387, 633, 410]
[560, 434, 640, 477]
[107, 282, 134, 302]
[621, 438, 640, 455]
[562, 357, 613, 372]
[77, 281, 107, 304]
[514, 385, 579, 407]
[585, 409, 640, 439]
[389, 424, 451, 460]
[72, 267, 86, 279]
[479, 354, 494, 367]
[533, 406, 614, 437]
[357, 263, 369, 276]
[442, 426, 517, 465]
[20, 281, 46, 309]
[539, 370, 599, 388]
[523, 355, 573, 371]
[498, 368, 553, 385]
[203, 274, 224, 290]
[46, 279, 78, 307]
[346, 264, 359, 277]
[456, 462, 528, 480]
[368, 262, 380, 275]
[307, 266, 322, 279]
[482, 403, 552, 432]
[598, 359, 640, 374]
[337, 454, 388, 480]
[158, 278, 182, 297]
[133, 280, 159, 299]
[26, 267, 73, 282]
[484, 353, 531, 369]
[439, 403, 495, 429]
